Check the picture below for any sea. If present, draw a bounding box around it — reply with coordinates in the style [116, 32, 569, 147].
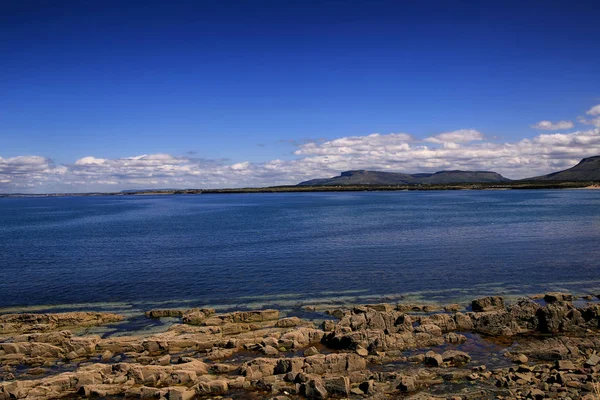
[1, 190, 599, 315]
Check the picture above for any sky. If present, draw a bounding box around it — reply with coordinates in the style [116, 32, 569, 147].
[1, 0, 600, 193]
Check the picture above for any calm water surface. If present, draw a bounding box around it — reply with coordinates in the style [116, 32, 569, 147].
[1, 190, 599, 311]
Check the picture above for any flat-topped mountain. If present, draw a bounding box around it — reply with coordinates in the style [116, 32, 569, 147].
[526, 156, 600, 181]
[298, 169, 511, 186]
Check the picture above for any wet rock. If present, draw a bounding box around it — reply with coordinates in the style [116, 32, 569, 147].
[453, 312, 474, 331]
[181, 308, 216, 325]
[365, 303, 395, 312]
[471, 296, 504, 312]
[441, 350, 471, 365]
[544, 292, 574, 303]
[444, 304, 461, 312]
[0, 312, 123, 334]
[144, 309, 186, 318]
[444, 332, 467, 344]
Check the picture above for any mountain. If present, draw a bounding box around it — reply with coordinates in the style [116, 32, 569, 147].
[298, 169, 511, 186]
[527, 156, 600, 181]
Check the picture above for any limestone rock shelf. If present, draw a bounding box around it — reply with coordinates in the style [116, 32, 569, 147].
[1, 294, 600, 399]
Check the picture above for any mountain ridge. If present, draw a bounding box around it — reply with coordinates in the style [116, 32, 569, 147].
[526, 155, 600, 181]
[298, 155, 600, 186]
[298, 169, 511, 186]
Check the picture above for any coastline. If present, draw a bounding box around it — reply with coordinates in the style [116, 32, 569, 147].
[2, 293, 599, 399]
[1, 181, 599, 198]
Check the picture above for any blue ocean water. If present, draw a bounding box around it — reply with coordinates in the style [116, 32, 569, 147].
[1, 190, 599, 311]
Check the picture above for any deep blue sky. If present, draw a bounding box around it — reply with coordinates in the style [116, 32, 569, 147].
[1, 0, 599, 166]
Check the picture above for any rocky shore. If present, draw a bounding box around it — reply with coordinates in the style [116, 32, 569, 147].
[1, 293, 600, 399]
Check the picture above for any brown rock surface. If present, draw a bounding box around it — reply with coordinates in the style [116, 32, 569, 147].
[2, 299, 600, 399]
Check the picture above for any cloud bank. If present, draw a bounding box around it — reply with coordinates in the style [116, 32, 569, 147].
[531, 120, 574, 130]
[2, 105, 600, 193]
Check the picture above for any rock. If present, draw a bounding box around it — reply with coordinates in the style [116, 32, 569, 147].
[323, 376, 350, 396]
[275, 317, 303, 328]
[528, 388, 545, 400]
[424, 351, 443, 366]
[414, 324, 443, 336]
[321, 320, 335, 332]
[365, 303, 395, 312]
[145, 309, 186, 318]
[157, 354, 171, 365]
[444, 332, 466, 344]
[78, 384, 127, 397]
[303, 346, 320, 357]
[544, 292, 574, 303]
[508, 299, 541, 332]
[441, 350, 471, 365]
[408, 354, 425, 363]
[507, 353, 528, 364]
[451, 312, 472, 331]
[303, 378, 328, 399]
[537, 302, 585, 333]
[261, 345, 280, 356]
[358, 379, 375, 394]
[0, 312, 123, 334]
[100, 351, 113, 361]
[584, 353, 600, 367]
[469, 310, 515, 336]
[444, 304, 461, 312]
[514, 371, 532, 382]
[355, 345, 369, 357]
[396, 375, 415, 392]
[350, 387, 364, 395]
[471, 296, 504, 312]
[181, 308, 216, 325]
[194, 379, 229, 395]
[555, 360, 576, 370]
[167, 387, 196, 400]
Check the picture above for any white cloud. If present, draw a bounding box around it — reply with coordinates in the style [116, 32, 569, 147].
[587, 104, 600, 116]
[294, 133, 413, 156]
[75, 156, 107, 165]
[3, 105, 600, 193]
[578, 115, 600, 128]
[531, 120, 574, 130]
[424, 129, 485, 144]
